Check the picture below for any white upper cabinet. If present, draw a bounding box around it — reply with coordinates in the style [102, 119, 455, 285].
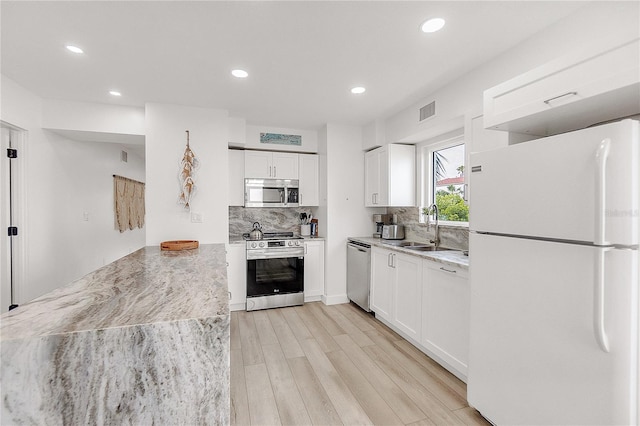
[244, 150, 298, 179]
[484, 37, 640, 137]
[365, 144, 415, 207]
[228, 149, 245, 206]
[272, 152, 299, 179]
[299, 154, 319, 206]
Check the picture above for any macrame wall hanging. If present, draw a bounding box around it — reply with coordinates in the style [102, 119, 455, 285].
[178, 130, 199, 211]
[113, 175, 145, 232]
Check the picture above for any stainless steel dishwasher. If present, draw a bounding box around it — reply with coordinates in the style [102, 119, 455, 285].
[347, 239, 371, 312]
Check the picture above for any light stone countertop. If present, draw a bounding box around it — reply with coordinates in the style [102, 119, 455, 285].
[348, 236, 469, 270]
[0, 244, 230, 424]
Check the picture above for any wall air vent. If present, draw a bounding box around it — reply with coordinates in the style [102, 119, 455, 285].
[419, 101, 436, 122]
[120, 150, 128, 163]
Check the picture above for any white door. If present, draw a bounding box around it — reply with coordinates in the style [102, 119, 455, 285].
[392, 252, 422, 341]
[299, 154, 319, 206]
[364, 149, 379, 206]
[370, 247, 393, 321]
[1, 126, 22, 313]
[468, 233, 638, 426]
[226, 243, 246, 311]
[271, 152, 298, 179]
[303, 241, 324, 300]
[470, 119, 638, 246]
[244, 151, 272, 178]
[228, 149, 245, 206]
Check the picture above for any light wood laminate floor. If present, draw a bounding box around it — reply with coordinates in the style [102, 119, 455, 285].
[231, 302, 490, 426]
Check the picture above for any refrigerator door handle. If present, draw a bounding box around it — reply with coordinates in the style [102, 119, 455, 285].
[594, 138, 611, 246]
[594, 247, 611, 353]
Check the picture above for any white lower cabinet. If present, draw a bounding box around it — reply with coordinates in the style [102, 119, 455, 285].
[370, 247, 422, 341]
[226, 243, 247, 311]
[370, 247, 394, 322]
[304, 240, 324, 301]
[370, 246, 470, 381]
[392, 252, 422, 341]
[421, 261, 469, 378]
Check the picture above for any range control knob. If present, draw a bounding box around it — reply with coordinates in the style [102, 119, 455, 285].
[259, 242, 265, 248]
[250, 242, 257, 248]
[295, 241, 301, 246]
[288, 241, 293, 246]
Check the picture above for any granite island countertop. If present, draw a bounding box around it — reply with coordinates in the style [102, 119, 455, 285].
[348, 236, 469, 270]
[0, 244, 230, 424]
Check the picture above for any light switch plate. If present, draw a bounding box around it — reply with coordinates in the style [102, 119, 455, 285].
[191, 212, 203, 223]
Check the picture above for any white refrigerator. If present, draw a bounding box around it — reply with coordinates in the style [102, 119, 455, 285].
[467, 119, 639, 425]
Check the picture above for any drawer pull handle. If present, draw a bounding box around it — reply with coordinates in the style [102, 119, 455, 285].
[543, 91, 577, 105]
[440, 267, 457, 274]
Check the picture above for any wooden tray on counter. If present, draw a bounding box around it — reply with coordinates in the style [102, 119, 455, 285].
[160, 240, 199, 251]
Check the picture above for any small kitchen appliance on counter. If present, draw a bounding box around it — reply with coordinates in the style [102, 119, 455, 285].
[382, 224, 404, 240]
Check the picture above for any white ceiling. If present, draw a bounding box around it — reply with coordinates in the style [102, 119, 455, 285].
[1, 1, 588, 130]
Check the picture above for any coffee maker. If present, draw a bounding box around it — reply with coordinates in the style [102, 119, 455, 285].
[373, 214, 383, 237]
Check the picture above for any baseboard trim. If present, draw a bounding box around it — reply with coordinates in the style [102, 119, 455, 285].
[322, 294, 349, 306]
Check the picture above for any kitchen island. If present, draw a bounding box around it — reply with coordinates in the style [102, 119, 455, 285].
[0, 244, 229, 424]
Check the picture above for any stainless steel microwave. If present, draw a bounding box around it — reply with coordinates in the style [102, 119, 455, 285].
[245, 179, 299, 207]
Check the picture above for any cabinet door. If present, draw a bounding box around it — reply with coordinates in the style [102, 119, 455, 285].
[303, 240, 324, 300]
[484, 38, 640, 136]
[392, 252, 422, 341]
[228, 149, 245, 206]
[364, 149, 380, 206]
[226, 244, 247, 311]
[370, 247, 393, 322]
[422, 261, 469, 375]
[376, 147, 389, 206]
[299, 154, 319, 206]
[244, 151, 272, 178]
[272, 152, 299, 179]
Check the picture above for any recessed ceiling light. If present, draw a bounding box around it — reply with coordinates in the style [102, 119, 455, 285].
[109, 91, 122, 97]
[65, 45, 84, 54]
[231, 69, 248, 78]
[351, 86, 366, 94]
[421, 18, 446, 33]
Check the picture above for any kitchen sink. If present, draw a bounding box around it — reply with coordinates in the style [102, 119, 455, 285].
[404, 246, 454, 252]
[382, 241, 431, 247]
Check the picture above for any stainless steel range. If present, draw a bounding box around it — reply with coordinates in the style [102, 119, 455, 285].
[244, 232, 304, 311]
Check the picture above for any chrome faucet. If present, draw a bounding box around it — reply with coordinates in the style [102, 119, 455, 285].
[425, 204, 440, 247]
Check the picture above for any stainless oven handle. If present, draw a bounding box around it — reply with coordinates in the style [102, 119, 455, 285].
[247, 250, 304, 260]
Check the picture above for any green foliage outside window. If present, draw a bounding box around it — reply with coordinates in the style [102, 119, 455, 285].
[435, 190, 469, 222]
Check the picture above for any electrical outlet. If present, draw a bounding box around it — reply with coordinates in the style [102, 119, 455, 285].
[83, 212, 89, 221]
[191, 212, 203, 223]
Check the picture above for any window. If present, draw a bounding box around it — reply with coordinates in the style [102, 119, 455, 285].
[420, 135, 468, 225]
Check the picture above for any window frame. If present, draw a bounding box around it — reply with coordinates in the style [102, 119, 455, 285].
[417, 133, 469, 227]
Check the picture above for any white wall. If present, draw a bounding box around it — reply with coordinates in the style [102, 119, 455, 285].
[42, 99, 145, 136]
[0, 76, 146, 307]
[384, 1, 640, 144]
[145, 103, 229, 245]
[321, 123, 385, 304]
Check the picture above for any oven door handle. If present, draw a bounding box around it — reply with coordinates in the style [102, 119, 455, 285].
[247, 251, 304, 260]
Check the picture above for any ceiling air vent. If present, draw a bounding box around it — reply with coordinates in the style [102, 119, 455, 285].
[419, 101, 436, 122]
[120, 150, 128, 163]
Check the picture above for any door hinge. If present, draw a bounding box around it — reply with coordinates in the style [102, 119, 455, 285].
[7, 148, 17, 159]
[7, 226, 18, 236]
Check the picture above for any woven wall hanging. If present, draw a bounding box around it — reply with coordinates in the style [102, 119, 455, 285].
[178, 130, 199, 211]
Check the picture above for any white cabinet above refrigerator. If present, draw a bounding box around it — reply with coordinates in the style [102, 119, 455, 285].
[483, 37, 640, 137]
